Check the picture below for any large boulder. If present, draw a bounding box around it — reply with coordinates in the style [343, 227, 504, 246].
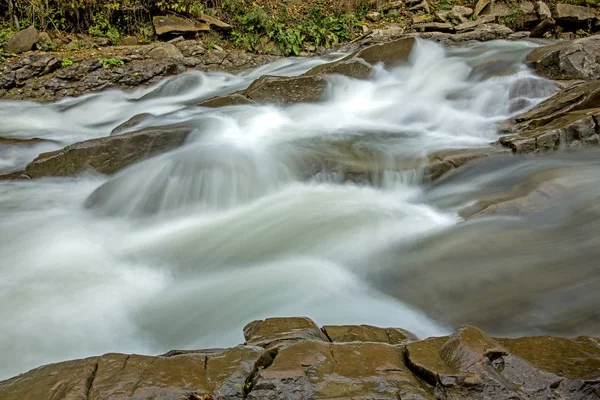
[2, 26, 39, 54]
[527, 35, 600, 80]
[153, 15, 210, 36]
[406, 325, 600, 399]
[25, 127, 192, 178]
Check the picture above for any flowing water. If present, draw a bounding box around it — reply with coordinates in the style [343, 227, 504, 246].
[1, 38, 599, 380]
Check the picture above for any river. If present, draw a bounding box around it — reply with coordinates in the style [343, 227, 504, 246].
[1, 38, 599, 380]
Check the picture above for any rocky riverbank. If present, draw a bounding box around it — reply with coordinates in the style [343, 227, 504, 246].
[1, 317, 599, 399]
[4, 32, 600, 184]
[2, 0, 600, 102]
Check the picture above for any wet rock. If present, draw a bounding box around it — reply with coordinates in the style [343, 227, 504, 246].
[148, 43, 185, 59]
[555, 3, 596, 23]
[3, 26, 39, 54]
[424, 147, 511, 181]
[0, 346, 264, 400]
[322, 324, 417, 344]
[244, 75, 329, 104]
[527, 35, 600, 80]
[248, 340, 434, 400]
[348, 37, 416, 68]
[153, 15, 210, 36]
[0, 169, 30, 180]
[500, 109, 600, 153]
[304, 58, 373, 79]
[405, 326, 600, 399]
[2, 318, 600, 400]
[25, 126, 193, 178]
[198, 93, 255, 107]
[243, 317, 329, 348]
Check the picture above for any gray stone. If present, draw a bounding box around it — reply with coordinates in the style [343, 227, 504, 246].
[3, 26, 39, 54]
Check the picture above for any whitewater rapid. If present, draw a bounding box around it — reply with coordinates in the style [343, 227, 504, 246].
[2, 38, 588, 380]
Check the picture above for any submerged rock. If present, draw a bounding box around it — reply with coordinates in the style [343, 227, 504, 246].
[25, 127, 192, 178]
[243, 75, 329, 104]
[1, 318, 599, 400]
[198, 92, 256, 107]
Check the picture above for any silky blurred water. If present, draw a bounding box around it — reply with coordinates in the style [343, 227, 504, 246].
[3, 38, 598, 381]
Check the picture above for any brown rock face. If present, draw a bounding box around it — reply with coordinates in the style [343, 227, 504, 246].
[406, 326, 600, 399]
[244, 75, 329, 104]
[322, 324, 417, 344]
[243, 317, 329, 348]
[1, 318, 599, 400]
[2, 26, 39, 54]
[153, 16, 210, 36]
[248, 339, 435, 400]
[0, 346, 264, 400]
[527, 35, 600, 80]
[25, 127, 192, 178]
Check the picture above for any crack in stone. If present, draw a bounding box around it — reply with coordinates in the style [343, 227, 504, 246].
[243, 348, 279, 398]
[85, 358, 99, 400]
[129, 356, 158, 397]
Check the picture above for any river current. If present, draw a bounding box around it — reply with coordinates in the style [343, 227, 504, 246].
[1, 38, 599, 380]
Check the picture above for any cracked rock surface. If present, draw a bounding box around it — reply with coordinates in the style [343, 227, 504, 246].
[1, 317, 599, 400]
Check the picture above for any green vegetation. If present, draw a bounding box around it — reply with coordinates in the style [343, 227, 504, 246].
[229, 2, 368, 55]
[99, 57, 124, 68]
[61, 57, 73, 68]
[499, 1, 526, 31]
[88, 12, 121, 45]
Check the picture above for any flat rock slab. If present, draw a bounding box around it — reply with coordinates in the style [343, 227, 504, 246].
[322, 324, 417, 344]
